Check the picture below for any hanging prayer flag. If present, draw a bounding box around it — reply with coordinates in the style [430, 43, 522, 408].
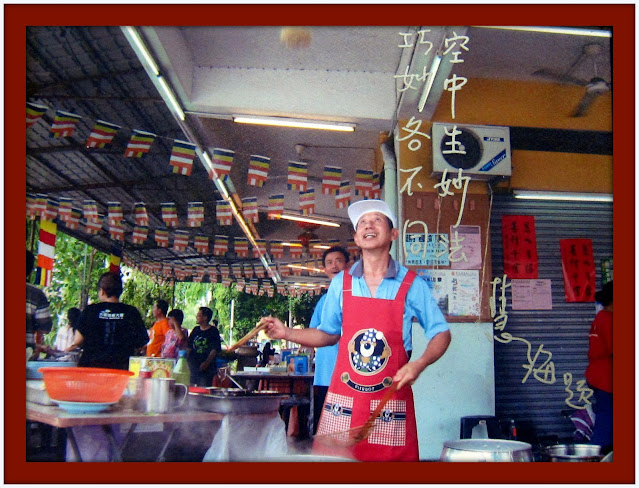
[287, 161, 308, 191]
[108, 245, 123, 274]
[560, 239, 596, 303]
[83, 200, 99, 222]
[219, 264, 230, 279]
[299, 189, 315, 215]
[26, 102, 48, 129]
[501, 215, 539, 279]
[194, 235, 209, 254]
[134, 202, 148, 227]
[268, 194, 285, 220]
[355, 169, 374, 197]
[169, 139, 197, 176]
[216, 200, 233, 226]
[34, 194, 48, 219]
[187, 201, 204, 227]
[58, 197, 73, 222]
[372, 173, 381, 199]
[336, 181, 351, 209]
[42, 197, 59, 221]
[234, 237, 249, 257]
[173, 230, 189, 251]
[208, 148, 235, 180]
[132, 225, 148, 244]
[322, 166, 342, 195]
[253, 239, 267, 259]
[326, 239, 341, 249]
[155, 227, 169, 247]
[243, 263, 254, 278]
[26, 193, 37, 220]
[309, 240, 323, 259]
[66, 208, 81, 230]
[213, 235, 229, 256]
[86, 120, 120, 148]
[161, 202, 179, 227]
[107, 202, 123, 226]
[270, 240, 284, 259]
[232, 263, 243, 278]
[124, 130, 156, 157]
[236, 279, 245, 292]
[49, 110, 82, 138]
[36, 220, 57, 286]
[289, 245, 303, 259]
[242, 197, 259, 223]
[247, 155, 270, 187]
[109, 223, 124, 241]
[83, 215, 103, 235]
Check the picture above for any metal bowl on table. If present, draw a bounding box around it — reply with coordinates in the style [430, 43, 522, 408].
[188, 389, 285, 414]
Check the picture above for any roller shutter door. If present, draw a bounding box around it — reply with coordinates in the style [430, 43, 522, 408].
[489, 194, 613, 444]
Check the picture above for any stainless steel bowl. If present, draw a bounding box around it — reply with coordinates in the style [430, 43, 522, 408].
[544, 444, 602, 462]
[441, 439, 534, 462]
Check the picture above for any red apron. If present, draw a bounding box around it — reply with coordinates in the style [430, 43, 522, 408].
[313, 270, 419, 462]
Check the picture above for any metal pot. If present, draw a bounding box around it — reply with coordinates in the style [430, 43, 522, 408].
[441, 439, 534, 462]
[544, 444, 602, 462]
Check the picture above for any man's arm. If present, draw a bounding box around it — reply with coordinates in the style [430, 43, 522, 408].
[259, 316, 340, 347]
[393, 329, 451, 390]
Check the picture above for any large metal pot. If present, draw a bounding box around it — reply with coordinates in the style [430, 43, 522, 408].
[441, 439, 534, 462]
[544, 444, 602, 462]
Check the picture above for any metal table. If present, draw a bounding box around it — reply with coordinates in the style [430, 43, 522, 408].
[231, 371, 314, 437]
[26, 401, 224, 462]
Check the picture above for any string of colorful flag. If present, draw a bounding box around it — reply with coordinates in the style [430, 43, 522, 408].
[27, 102, 382, 211]
[27, 192, 360, 260]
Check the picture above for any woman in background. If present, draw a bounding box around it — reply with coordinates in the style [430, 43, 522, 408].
[585, 280, 613, 454]
[54, 307, 81, 352]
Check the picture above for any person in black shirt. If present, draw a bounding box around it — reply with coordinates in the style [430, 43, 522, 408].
[187, 307, 222, 386]
[72, 272, 149, 370]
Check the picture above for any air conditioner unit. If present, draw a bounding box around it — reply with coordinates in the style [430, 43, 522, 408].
[431, 123, 512, 180]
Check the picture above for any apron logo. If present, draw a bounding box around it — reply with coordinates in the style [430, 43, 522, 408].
[341, 373, 392, 393]
[348, 328, 391, 375]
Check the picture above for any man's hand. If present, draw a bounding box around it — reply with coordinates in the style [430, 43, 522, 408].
[200, 360, 210, 372]
[392, 362, 425, 391]
[258, 316, 288, 340]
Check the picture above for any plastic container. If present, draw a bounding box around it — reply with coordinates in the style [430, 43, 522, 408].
[38, 367, 134, 403]
[172, 350, 190, 387]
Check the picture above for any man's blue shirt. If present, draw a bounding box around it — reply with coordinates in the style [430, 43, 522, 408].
[318, 258, 449, 353]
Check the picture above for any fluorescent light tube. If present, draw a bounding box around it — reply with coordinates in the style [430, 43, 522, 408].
[275, 214, 341, 228]
[233, 115, 355, 132]
[514, 190, 613, 202]
[121, 26, 160, 75]
[476, 26, 611, 38]
[157, 75, 185, 121]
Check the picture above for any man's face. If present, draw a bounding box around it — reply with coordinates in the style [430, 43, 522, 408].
[152, 303, 161, 318]
[323, 251, 348, 280]
[353, 211, 398, 251]
[195, 310, 205, 325]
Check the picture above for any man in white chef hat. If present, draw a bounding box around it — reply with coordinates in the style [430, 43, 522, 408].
[261, 199, 450, 462]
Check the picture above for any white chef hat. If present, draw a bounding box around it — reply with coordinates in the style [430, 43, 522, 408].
[347, 199, 397, 230]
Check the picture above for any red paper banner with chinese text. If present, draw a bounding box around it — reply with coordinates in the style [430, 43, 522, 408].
[501, 215, 538, 279]
[560, 238, 596, 302]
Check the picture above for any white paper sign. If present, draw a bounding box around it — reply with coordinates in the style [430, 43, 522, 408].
[511, 279, 553, 310]
[417, 269, 480, 317]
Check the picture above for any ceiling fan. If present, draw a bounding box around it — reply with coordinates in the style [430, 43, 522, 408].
[533, 43, 611, 117]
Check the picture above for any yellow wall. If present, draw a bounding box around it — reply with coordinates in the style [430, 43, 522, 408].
[398, 79, 613, 195]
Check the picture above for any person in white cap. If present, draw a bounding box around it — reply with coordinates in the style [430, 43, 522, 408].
[260, 199, 450, 462]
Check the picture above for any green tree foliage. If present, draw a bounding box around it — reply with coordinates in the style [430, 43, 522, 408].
[120, 267, 175, 328]
[27, 224, 109, 343]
